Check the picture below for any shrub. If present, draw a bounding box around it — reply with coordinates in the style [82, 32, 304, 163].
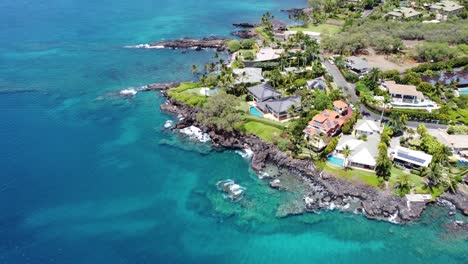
[381, 69, 400, 80]
[447, 125, 468, 135]
[414, 42, 457, 62]
[227, 40, 241, 52]
[343, 71, 359, 83]
[241, 50, 255, 61]
[241, 39, 256, 50]
[253, 61, 280, 70]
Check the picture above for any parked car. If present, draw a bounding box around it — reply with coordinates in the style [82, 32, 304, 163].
[361, 111, 371, 117]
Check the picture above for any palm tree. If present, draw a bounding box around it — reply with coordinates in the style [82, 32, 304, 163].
[342, 145, 352, 170]
[380, 95, 392, 124]
[426, 163, 443, 191]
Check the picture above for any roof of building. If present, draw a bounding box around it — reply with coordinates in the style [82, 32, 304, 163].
[333, 100, 348, 109]
[346, 56, 369, 71]
[431, 129, 468, 150]
[385, 81, 424, 99]
[247, 83, 280, 101]
[255, 47, 283, 62]
[355, 119, 381, 134]
[394, 146, 433, 167]
[387, 7, 422, 18]
[421, 70, 468, 87]
[265, 96, 302, 114]
[307, 77, 327, 90]
[233, 67, 264, 84]
[303, 109, 343, 136]
[430, 1, 464, 12]
[336, 134, 380, 167]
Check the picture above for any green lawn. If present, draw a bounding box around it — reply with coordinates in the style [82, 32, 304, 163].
[168, 82, 207, 108]
[244, 120, 284, 142]
[388, 167, 426, 194]
[324, 163, 380, 187]
[288, 23, 341, 35]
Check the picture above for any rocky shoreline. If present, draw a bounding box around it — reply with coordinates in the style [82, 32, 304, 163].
[153, 87, 467, 224]
[127, 37, 230, 51]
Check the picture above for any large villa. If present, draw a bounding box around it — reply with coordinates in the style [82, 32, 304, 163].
[303, 103, 352, 150]
[247, 83, 302, 121]
[380, 81, 438, 111]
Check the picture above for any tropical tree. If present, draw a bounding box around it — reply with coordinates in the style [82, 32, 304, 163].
[342, 145, 352, 170]
[395, 174, 412, 197]
[376, 143, 392, 181]
[426, 163, 443, 191]
[196, 92, 242, 132]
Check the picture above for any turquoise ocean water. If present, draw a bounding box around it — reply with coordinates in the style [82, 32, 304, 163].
[0, 0, 467, 263]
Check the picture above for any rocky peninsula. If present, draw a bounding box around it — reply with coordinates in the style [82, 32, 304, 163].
[137, 85, 468, 224]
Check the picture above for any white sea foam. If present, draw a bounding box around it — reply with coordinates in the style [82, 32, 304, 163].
[235, 148, 253, 159]
[124, 44, 164, 49]
[119, 88, 137, 97]
[164, 120, 173, 129]
[179, 126, 210, 142]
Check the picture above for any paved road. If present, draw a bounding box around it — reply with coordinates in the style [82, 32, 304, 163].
[323, 61, 448, 130]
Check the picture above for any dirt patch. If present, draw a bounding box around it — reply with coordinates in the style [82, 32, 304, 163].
[359, 48, 420, 72]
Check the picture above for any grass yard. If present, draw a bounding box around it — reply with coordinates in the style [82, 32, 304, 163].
[168, 82, 207, 108]
[389, 167, 427, 193]
[244, 120, 284, 142]
[324, 163, 380, 188]
[288, 23, 341, 35]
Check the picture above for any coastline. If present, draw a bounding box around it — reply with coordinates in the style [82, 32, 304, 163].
[141, 84, 468, 224]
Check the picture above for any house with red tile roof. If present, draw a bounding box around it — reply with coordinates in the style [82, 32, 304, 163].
[303, 109, 347, 150]
[333, 100, 348, 115]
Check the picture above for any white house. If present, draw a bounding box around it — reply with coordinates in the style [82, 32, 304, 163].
[355, 119, 381, 137]
[335, 133, 380, 171]
[391, 146, 433, 169]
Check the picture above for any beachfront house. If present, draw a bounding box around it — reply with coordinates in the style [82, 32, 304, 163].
[263, 96, 302, 121]
[346, 56, 369, 75]
[390, 146, 433, 170]
[387, 7, 422, 20]
[255, 47, 283, 62]
[307, 77, 327, 90]
[335, 133, 380, 170]
[247, 83, 281, 102]
[333, 100, 349, 115]
[430, 1, 464, 15]
[355, 119, 382, 137]
[247, 84, 302, 121]
[233, 67, 264, 84]
[303, 109, 346, 150]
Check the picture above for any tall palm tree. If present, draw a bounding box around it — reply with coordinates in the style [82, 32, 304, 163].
[342, 145, 352, 170]
[380, 95, 392, 124]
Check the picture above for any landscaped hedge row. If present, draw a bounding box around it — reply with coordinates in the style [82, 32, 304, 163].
[253, 61, 280, 70]
[408, 57, 468, 73]
[391, 109, 450, 123]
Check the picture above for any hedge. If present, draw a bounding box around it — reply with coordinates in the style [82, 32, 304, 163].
[408, 57, 468, 73]
[390, 108, 450, 123]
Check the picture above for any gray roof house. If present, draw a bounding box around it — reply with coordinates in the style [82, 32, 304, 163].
[430, 1, 464, 15]
[336, 133, 380, 170]
[247, 83, 281, 102]
[346, 56, 369, 75]
[387, 7, 422, 20]
[307, 77, 327, 90]
[264, 96, 302, 120]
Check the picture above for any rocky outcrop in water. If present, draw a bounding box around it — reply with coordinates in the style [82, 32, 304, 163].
[149, 37, 229, 51]
[440, 192, 468, 216]
[233, 23, 258, 28]
[231, 30, 258, 39]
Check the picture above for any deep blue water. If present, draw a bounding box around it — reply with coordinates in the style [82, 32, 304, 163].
[0, 0, 467, 263]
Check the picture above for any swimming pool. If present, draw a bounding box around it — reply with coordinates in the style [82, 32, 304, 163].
[327, 155, 345, 167]
[249, 106, 264, 117]
[459, 88, 468, 95]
